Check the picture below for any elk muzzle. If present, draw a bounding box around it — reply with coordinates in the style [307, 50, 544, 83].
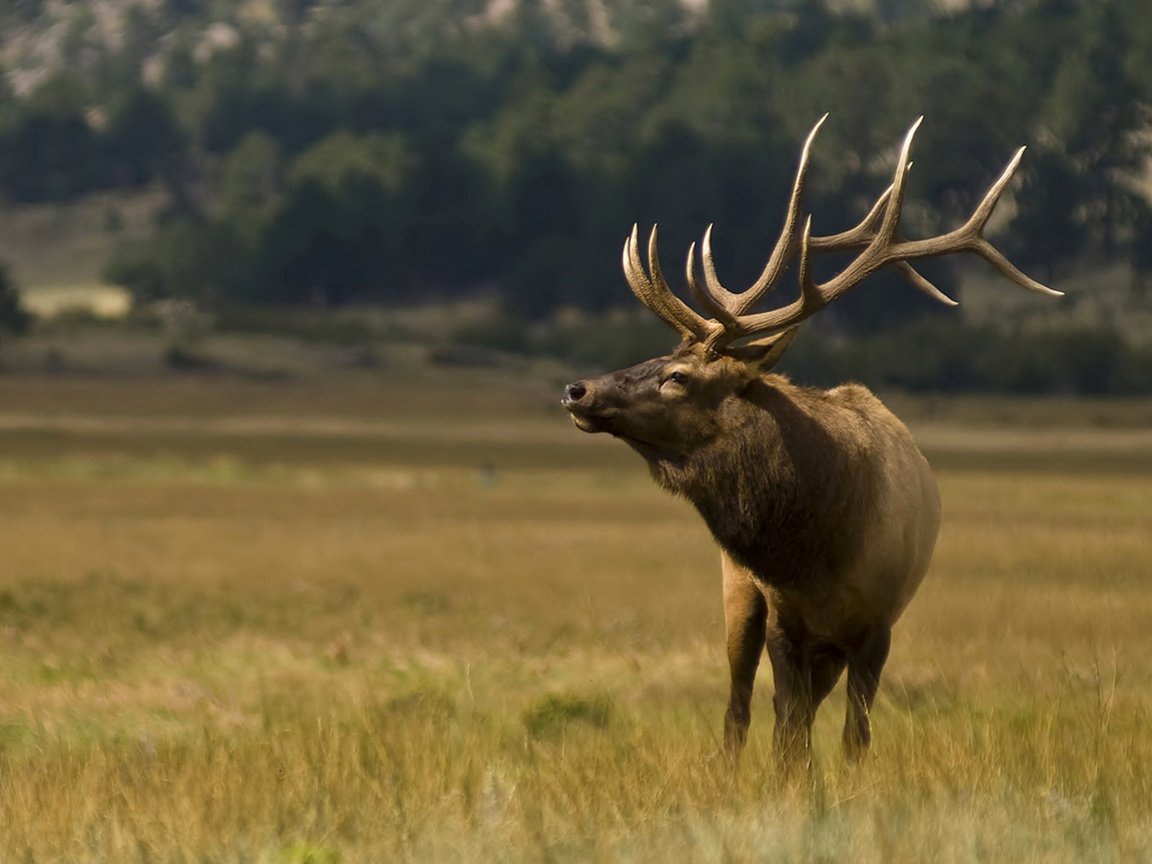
[562, 379, 612, 433]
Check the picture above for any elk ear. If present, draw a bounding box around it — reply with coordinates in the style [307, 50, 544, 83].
[729, 327, 799, 374]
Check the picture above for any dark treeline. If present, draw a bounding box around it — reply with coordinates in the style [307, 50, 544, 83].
[1, 0, 1151, 391]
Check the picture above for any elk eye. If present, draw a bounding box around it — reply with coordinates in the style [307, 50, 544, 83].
[666, 371, 689, 386]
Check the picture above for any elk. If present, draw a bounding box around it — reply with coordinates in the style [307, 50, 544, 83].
[562, 116, 1060, 765]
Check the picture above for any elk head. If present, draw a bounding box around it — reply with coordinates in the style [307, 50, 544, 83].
[563, 115, 1061, 459]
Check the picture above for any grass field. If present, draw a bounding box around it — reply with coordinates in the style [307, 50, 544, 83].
[0, 371, 1150, 862]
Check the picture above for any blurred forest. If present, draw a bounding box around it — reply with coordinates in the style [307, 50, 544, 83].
[1, 0, 1151, 392]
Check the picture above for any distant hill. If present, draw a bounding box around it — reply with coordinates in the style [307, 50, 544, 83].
[0, 0, 1149, 372]
[0, 0, 982, 97]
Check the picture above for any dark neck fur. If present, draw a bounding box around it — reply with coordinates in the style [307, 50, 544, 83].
[645, 379, 868, 586]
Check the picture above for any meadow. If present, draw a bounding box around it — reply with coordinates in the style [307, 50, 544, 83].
[0, 370, 1150, 863]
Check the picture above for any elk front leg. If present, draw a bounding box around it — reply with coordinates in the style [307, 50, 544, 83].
[721, 553, 767, 758]
[843, 627, 891, 762]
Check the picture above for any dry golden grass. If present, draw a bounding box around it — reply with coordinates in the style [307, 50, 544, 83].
[0, 374, 1149, 862]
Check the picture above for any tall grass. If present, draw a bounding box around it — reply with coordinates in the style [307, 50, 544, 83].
[0, 377, 1149, 861]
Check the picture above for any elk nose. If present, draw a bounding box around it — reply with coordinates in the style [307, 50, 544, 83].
[563, 382, 587, 404]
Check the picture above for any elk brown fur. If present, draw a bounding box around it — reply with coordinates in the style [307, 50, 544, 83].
[563, 116, 1059, 765]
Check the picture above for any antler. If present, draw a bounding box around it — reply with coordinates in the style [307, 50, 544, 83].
[623, 223, 721, 345]
[623, 115, 1062, 355]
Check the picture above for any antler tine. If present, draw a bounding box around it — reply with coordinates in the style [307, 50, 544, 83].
[872, 116, 923, 248]
[622, 224, 716, 344]
[647, 225, 723, 340]
[733, 112, 829, 313]
[699, 114, 830, 318]
[808, 184, 893, 251]
[700, 224, 737, 311]
[955, 147, 1063, 297]
[967, 147, 1026, 238]
[796, 215, 822, 312]
[623, 225, 688, 339]
[893, 260, 959, 306]
[621, 226, 655, 308]
[686, 240, 741, 329]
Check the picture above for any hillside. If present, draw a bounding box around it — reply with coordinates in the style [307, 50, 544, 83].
[0, 0, 1150, 394]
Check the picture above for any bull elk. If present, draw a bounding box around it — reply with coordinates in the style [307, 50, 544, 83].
[562, 116, 1060, 765]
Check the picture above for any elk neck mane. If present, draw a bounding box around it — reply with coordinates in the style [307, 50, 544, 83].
[644, 373, 882, 588]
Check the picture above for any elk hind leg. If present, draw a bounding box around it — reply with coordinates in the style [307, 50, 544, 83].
[766, 627, 812, 769]
[721, 556, 768, 758]
[843, 627, 891, 762]
[767, 634, 846, 769]
[809, 646, 848, 716]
